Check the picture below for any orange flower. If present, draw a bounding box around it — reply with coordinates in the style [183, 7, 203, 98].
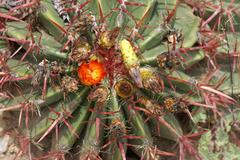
[78, 60, 106, 85]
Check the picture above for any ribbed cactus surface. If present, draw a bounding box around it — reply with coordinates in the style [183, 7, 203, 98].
[1, 0, 240, 159]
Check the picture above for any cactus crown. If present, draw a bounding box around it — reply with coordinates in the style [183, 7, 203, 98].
[0, 0, 240, 159]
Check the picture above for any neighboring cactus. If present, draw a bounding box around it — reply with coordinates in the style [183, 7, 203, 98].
[0, 0, 240, 160]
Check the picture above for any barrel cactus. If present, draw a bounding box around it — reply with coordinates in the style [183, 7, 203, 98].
[0, 0, 240, 159]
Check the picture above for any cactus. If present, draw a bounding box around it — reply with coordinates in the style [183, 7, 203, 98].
[0, 0, 240, 159]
